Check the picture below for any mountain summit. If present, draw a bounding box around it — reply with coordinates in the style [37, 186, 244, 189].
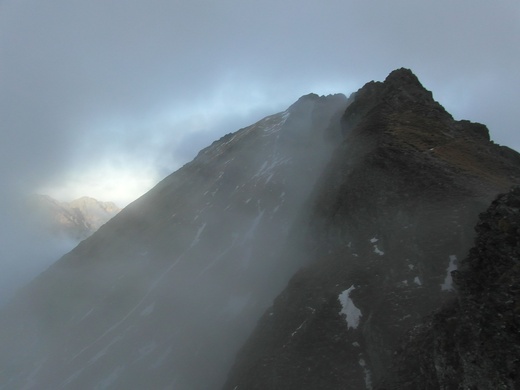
[1, 69, 519, 389]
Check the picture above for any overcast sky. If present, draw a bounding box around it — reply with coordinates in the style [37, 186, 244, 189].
[1, 0, 519, 207]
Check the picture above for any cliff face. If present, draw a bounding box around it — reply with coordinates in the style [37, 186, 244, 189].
[380, 186, 520, 390]
[222, 69, 520, 389]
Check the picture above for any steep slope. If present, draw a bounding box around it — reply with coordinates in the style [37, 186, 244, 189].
[0, 93, 347, 389]
[380, 186, 520, 389]
[222, 69, 520, 389]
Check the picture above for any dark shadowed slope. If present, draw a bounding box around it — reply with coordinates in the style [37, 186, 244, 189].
[380, 186, 520, 390]
[0, 93, 347, 390]
[222, 69, 520, 390]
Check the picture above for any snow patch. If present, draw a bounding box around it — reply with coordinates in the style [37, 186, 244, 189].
[441, 255, 458, 291]
[373, 245, 384, 256]
[358, 358, 373, 389]
[253, 157, 291, 181]
[369, 237, 378, 243]
[338, 286, 362, 329]
[291, 320, 307, 337]
[413, 276, 422, 286]
[261, 111, 290, 135]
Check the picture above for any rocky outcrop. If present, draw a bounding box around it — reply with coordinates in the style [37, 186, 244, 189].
[222, 69, 520, 389]
[380, 186, 520, 389]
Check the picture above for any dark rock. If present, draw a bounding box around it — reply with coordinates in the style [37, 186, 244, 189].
[381, 186, 520, 389]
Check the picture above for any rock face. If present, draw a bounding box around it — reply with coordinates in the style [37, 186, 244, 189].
[1, 69, 519, 390]
[380, 186, 520, 389]
[222, 69, 520, 389]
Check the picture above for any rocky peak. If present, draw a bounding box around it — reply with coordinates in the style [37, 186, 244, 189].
[342, 68, 450, 137]
[222, 70, 520, 390]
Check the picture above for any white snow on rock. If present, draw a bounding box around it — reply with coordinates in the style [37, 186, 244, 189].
[253, 157, 291, 181]
[370, 237, 384, 255]
[291, 320, 307, 337]
[261, 111, 290, 135]
[441, 255, 458, 291]
[413, 276, 422, 286]
[338, 286, 362, 329]
[358, 358, 373, 389]
[373, 245, 384, 256]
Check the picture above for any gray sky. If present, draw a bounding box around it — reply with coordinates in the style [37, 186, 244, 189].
[1, 0, 519, 206]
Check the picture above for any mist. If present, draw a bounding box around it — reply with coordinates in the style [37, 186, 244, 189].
[0, 193, 76, 306]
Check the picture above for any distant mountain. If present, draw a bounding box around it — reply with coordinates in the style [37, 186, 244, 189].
[0, 69, 519, 390]
[29, 194, 121, 240]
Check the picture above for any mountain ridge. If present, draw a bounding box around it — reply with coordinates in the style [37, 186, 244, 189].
[222, 68, 520, 389]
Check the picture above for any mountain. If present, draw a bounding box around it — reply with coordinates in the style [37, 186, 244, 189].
[222, 69, 520, 389]
[29, 194, 121, 240]
[1, 69, 519, 390]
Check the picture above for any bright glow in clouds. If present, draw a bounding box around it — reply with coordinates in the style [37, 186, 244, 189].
[39, 163, 160, 207]
[38, 84, 294, 207]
